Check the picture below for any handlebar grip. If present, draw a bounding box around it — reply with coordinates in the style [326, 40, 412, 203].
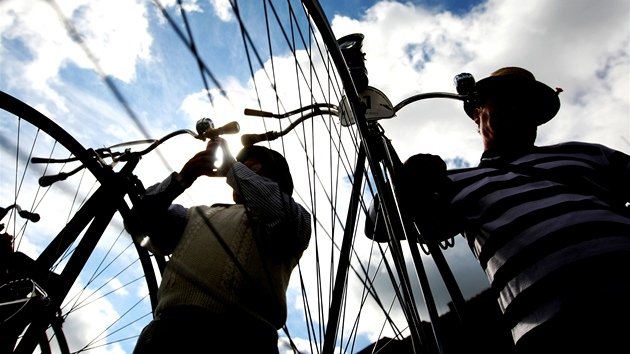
[18, 209, 40, 223]
[5, 204, 41, 222]
[203, 121, 240, 139]
[39, 173, 69, 187]
[241, 131, 279, 147]
[244, 109, 275, 117]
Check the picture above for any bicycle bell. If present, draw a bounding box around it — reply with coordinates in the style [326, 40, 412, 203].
[196, 117, 215, 137]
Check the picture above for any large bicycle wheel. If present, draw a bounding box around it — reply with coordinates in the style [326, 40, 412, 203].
[221, 2, 432, 352]
[1, 1, 451, 353]
[0, 91, 161, 353]
[174, 1, 431, 352]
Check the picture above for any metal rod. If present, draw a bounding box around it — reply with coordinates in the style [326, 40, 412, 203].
[322, 146, 366, 353]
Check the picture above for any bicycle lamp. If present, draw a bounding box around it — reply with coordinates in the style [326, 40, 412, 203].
[337, 33, 369, 93]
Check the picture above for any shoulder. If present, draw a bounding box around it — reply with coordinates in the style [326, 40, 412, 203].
[537, 141, 614, 154]
[537, 141, 628, 165]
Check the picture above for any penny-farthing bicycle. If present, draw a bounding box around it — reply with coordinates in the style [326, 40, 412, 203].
[0, 1, 477, 352]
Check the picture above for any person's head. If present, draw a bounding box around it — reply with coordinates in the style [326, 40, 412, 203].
[233, 145, 294, 203]
[464, 67, 561, 151]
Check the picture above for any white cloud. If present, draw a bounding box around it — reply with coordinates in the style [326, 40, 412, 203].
[330, 0, 629, 163]
[68, 0, 152, 82]
[1, 0, 152, 110]
[61, 280, 128, 354]
[209, 0, 234, 22]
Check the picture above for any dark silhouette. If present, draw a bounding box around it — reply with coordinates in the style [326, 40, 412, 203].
[357, 289, 514, 354]
[399, 67, 630, 353]
[127, 138, 311, 353]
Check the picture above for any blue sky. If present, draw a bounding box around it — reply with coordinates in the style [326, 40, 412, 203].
[1, 0, 629, 353]
[322, 0, 483, 17]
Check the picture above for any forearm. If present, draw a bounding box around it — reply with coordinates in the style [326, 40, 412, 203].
[130, 172, 189, 254]
[227, 163, 311, 250]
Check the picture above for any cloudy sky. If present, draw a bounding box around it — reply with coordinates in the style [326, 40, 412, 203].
[1, 0, 628, 353]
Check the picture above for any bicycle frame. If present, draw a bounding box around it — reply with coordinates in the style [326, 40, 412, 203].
[13, 157, 161, 354]
[365, 123, 470, 352]
[246, 7, 474, 349]
[244, 85, 474, 354]
[301, 12, 470, 351]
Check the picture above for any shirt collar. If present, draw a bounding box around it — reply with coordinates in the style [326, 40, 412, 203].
[479, 145, 536, 166]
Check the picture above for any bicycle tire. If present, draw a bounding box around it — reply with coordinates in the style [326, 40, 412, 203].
[0, 91, 161, 353]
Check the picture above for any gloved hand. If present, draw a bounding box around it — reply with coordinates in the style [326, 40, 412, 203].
[400, 153, 449, 195]
[399, 153, 452, 242]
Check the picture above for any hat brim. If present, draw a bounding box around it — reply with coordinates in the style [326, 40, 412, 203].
[236, 145, 294, 196]
[464, 75, 560, 125]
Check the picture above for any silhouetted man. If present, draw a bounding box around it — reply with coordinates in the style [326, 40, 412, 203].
[402, 67, 630, 353]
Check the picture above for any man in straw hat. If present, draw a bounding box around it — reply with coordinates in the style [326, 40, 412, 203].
[126, 138, 311, 353]
[401, 67, 630, 353]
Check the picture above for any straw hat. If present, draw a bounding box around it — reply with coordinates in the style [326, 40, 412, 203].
[464, 67, 561, 125]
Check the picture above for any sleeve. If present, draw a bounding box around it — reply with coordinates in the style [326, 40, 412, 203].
[602, 145, 630, 206]
[226, 162, 311, 252]
[127, 172, 189, 255]
[403, 178, 464, 243]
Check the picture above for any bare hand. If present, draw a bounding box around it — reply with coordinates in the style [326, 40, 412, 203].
[214, 137, 236, 176]
[1, 230, 14, 255]
[177, 138, 237, 188]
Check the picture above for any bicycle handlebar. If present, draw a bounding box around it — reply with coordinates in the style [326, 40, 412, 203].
[241, 89, 472, 145]
[240, 108, 338, 146]
[393, 92, 468, 112]
[244, 103, 338, 119]
[35, 89, 466, 185]
[33, 121, 240, 187]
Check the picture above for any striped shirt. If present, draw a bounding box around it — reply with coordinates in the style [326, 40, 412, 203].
[445, 142, 630, 342]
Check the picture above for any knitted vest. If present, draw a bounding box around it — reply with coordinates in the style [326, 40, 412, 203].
[155, 204, 298, 329]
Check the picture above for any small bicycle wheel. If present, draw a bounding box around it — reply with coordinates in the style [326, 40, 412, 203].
[0, 91, 161, 353]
